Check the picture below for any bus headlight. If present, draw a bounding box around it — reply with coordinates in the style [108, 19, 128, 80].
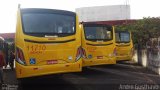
[113, 48, 117, 57]
[16, 47, 26, 65]
[109, 53, 113, 57]
[82, 48, 87, 59]
[75, 47, 82, 61]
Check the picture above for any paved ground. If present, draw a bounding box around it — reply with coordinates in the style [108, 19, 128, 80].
[2, 61, 160, 90]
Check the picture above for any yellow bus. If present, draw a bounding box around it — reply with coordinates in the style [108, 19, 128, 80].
[115, 31, 133, 61]
[81, 23, 116, 67]
[15, 8, 82, 78]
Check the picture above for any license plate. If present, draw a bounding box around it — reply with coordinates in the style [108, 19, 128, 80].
[47, 60, 58, 64]
[120, 54, 125, 56]
[97, 56, 103, 59]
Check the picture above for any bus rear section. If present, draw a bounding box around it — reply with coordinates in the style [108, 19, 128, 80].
[115, 31, 133, 61]
[15, 8, 82, 78]
[81, 23, 116, 67]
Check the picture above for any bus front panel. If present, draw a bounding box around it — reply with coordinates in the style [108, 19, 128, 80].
[15, 9, 82, 78]
[115, 31, 133, 61]
[81, 24, 116, 67]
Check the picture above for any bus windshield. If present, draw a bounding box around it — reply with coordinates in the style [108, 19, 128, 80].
[116, 32, 130, 43]
[84, 26, 112, 41]
[22, 13, 75, 37]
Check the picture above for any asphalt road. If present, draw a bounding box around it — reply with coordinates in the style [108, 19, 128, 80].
[2, 61, 160, 90]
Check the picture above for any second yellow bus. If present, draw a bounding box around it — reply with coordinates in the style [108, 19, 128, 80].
[115, 31, 134, 61]
[81, 23, 116, 67]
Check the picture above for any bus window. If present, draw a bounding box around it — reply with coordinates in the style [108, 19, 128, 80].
[116, 32, 130, 43]
[120, 33, 130, 42]
[84, 26, 112, 41]
[22, 13, 75, 36]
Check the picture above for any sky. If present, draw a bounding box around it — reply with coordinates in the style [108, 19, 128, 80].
[0, 0, 160, 33]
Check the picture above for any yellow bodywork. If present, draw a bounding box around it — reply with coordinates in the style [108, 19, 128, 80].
[15, 9, 82, 78]
[81, 24, 116, 67]
[116, 31, 134, 61]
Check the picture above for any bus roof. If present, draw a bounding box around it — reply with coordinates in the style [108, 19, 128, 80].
[20, 8, 76, 16]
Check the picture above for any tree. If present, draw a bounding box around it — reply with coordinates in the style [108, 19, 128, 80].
[115, 17, 160, 49]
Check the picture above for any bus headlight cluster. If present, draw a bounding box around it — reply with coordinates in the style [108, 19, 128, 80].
[16, 47, 26, 65]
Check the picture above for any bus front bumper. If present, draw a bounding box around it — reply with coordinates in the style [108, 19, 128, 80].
[15, 60, 82, 79]
[82, 57, 116, 67]
[116, 55, 132, 61]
